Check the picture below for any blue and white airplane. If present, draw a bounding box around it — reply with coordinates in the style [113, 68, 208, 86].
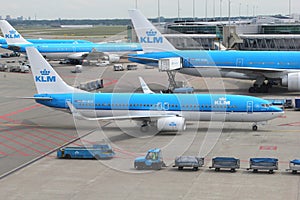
[25, 47, 283, 131]
[0, 36, 92, 48]
[128, 10, 300, 93]
[0, 20, 142, 62]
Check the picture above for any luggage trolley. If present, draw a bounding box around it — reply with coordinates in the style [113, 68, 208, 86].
[247, 158, 278, 174]
[209, 157, 240, 172]
[286, 159, 300, 174]
[173, 156, 204, 171]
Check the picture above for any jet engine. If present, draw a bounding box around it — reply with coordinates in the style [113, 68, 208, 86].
[282, 73, 300, 91]
[107, 54, 120, 63]
[102, 54, 120, 63]
[157, 117, 186, 132]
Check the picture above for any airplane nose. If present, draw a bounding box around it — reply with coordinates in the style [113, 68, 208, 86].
[272, 106, 284, 117]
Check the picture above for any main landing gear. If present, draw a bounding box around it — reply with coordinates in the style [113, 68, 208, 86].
[248, 82, 272, 93]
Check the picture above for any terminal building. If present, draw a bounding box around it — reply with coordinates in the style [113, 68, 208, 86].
[129, 15, 300, 51]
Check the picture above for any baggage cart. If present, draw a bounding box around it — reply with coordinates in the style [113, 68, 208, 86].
[173, 156, 204, 171]
[286, 159, 300, 174]
[209, 157, 240, 172]
[247, 158, 278, 174]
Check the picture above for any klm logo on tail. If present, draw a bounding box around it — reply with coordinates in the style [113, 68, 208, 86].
[140, 29, 163, 44]
[35, 69, 56, 82]
[5, 30, 20, 39]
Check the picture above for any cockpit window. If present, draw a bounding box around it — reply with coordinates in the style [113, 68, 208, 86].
[261, 104, 272, 108]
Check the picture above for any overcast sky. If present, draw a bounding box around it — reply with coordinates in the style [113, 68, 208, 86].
[1, 0, 299, 20]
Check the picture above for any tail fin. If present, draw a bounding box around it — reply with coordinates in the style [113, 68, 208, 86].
[0, 20, 31, 45]
[128, 9, 176, 53]
[26, 47, 85, 94]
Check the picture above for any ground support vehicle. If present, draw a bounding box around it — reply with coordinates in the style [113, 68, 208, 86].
[113, 64, 124, 71]
[209, 157, 240, 172]
[134, 148, 166, 170]
[247, 158, 278, 174]
[286, 159, 300, 174]
[295, 98, 300, 110]
[126, 64, 137, 70]
[57, 144, 115, 159]
[173, 156, 204, 171]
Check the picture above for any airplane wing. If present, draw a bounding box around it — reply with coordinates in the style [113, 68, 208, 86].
[127, 55, 159, 62]
[218, 66, 290, 73]
[66, 101, 177, 121]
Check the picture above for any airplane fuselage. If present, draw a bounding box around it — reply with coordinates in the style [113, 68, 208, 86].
[34, 93, 283, 122]
[4, 42, 142, 60]
[129, 50, 300, 80]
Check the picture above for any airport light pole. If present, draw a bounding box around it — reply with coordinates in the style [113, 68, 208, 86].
[239, 3, 241, 23]
[178, 0, 180, 21]
[193, 0, 195, 20]
[135, 0, 138, 9]
[213, 0, 216, 20]
[219, 0, 222, 21]
[289, 0, 291, 17]
[228, 0, 231, 27]
[205, 0, 208, 22]
[158, 0, 161, 25]
[247, 4, 249, 19]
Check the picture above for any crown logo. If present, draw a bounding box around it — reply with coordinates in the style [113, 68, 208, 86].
[219, 97, 226, 101]
[40, 69, 50, 76]
[9, 30, 16, 35]
[146, 29, 157, 37]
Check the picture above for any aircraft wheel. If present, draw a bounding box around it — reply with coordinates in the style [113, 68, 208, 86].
[248, 87, 256, 93]
[261, 84, 269, 93]
[252, 125, 258, 131]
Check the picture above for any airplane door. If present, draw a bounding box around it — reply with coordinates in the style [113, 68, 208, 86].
[236, 58, 244, 67]
[163, 102, 169, 111]
[247, 101, 253, 114]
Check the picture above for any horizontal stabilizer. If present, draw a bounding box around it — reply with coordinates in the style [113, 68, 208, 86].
[19, 97, 53, 100]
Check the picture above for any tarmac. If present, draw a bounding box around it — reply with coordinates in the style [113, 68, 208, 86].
[0, 53, 300, 199]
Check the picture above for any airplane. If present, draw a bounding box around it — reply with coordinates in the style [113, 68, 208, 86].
[0, 36, 92, 53]
[0, 36, 92, 46]
[0, 20, 142, 63]
[25, 46, 283, 131]
[128, 9, 300, 93]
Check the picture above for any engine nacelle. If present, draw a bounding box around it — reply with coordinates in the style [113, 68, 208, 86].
[157, 117, 186, 132]
[282, 73, 300, 91]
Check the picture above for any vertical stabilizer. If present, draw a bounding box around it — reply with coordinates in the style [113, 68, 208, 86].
[26, 47, 85, 94]
[128, 9, 176, 53]
[0, 20, 31, 45]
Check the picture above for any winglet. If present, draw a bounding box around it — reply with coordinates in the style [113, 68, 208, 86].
[0, 20, 32, 45]
[128, 9, 176, 53]
[138, 77, 155, 94]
